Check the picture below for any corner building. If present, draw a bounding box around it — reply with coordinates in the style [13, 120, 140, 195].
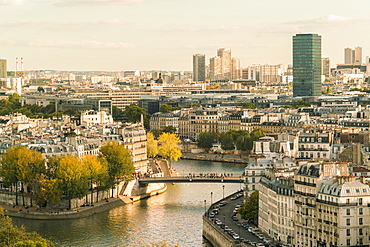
[293, 34, 322, 97]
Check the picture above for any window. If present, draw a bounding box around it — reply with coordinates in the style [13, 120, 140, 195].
[347, 229, 351, 236]
[346, 199, 350, 205]
[359, 208, 363, 215]
[347, 239, 351, 246]
[346, 209, 350, 215]
[359, 218, 363, 225]
[346, 190, 350, 193]
[356, 189, 360, 193]
[360, 228, 363, 236]
[359, 198, 363, 205]
[347, 218, 350, 226]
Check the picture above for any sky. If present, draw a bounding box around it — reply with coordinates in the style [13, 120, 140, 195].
[1, 0, 370, 71]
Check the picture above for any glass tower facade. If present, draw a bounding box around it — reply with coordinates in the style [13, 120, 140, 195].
[293, 34, 322, 97]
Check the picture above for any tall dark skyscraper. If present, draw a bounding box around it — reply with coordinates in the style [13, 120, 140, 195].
[293, 34, 322, 97]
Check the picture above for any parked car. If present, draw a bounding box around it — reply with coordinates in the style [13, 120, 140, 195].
[232, 216, 239, 221]
[257, 243, 265, 247]
[209, 213, 215, 218]
[232, 233, 240, 240]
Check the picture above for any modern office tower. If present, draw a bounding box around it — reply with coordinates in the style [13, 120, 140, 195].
[231, 57, 241, 80]
[193, 54, 206, 82]
[210, 56, 222, 81]
[321, 58, 330, 77]
[344, 48, 354, 64]
[247, 64, 260, 81]
[354, 46, 362, 64]
[0, 59, 7, 78]
[293, 33, 322, 97]
[217, 48, 232, 80]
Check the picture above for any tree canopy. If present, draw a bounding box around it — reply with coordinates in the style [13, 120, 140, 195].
[147, 132, 158, 158]
[197, 132, 218, 151]
[238, 191, 259, 222]
[0, 207, 54, 246]
[241, 102, 256, 109]
[158, 133, 182, 164]
[124, 104, 150, 129]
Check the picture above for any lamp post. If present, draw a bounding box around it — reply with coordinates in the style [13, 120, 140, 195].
[223, 214, 225, 224]
[211, 192, 213, 206]
[204, 199, 207, 215]
[222, 185, 225, 199]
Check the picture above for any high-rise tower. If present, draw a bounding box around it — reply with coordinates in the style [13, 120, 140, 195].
[293, 34, 322, 97]
[193, 54, 206, 82]
[0, 59, 7, 78]
[217, 48, 232, 80]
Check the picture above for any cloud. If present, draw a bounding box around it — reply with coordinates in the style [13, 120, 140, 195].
[56, 19, 130, 27]
[56, 0, 145, 6]
[28, 39, 135, 49]
[158, 25, 245, 33]
[0, 0, 25, 5]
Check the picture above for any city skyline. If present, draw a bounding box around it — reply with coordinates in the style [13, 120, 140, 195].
[1, 0, 370, 71]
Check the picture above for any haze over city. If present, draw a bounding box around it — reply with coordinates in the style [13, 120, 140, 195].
[1, 0, 370, 71]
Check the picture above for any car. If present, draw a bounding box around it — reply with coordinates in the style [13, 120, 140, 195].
[257, 234, 264, 240]
[257, 243, 265, 247]
[231, 196, 236, 200]
[251, 242, 258, 246]
[224, 226, 231, 232]
[248, 227, 253, 232]
[220, 224, 225, 229]
[81, 203, 91, 207]
[244, 240, 252, 245]
[213, 209, 219, 215]
[209, 213, 215, 218]
[232, 233, 240, 240]
[232, 216, 239, 221]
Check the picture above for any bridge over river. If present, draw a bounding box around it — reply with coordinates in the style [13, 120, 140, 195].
[138, 176, 244, 184]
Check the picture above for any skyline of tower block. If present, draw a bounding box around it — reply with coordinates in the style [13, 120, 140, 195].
[193, 54, 206, 82]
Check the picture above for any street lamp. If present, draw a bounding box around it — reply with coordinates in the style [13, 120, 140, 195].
[223, 214, 225, 224]
[222, 185, 225, 199]
[211, 192, 213, 206]
[204, 199, 207, 215]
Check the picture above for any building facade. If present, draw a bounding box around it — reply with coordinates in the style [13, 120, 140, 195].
[193, 54, 206, 82]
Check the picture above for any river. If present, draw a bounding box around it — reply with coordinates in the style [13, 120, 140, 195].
[12, 159, 246, 247]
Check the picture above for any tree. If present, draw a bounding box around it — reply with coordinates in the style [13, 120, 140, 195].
[241, 102, 256, 109]
[220, 132, 234, 151]
[81, 155, 108, 203]
[158, 133, 182, 166]
[159, 104, 173, 113]
[0, 146, 46, 206]
[162, 125, 176, 134]
[197, 132, 218, 152]
[147, 132, 158, 158]
[99, 142, 134, 197]
[30, 174, 61, 208]
[112, 105, 124, 122]
[55, 156, 89, 209]
[238, 190, 259, 222]
[0, 207, 54, 246]
[124, 104, 150, 129]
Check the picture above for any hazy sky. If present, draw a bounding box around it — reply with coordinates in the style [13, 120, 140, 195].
[1, 0, 369, 71]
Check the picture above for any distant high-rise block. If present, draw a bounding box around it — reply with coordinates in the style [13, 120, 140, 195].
[0, 59, 7, 78]
[217, 48, 232, 80]
[344, 47, 362, 65]
[344, 48, 354, 64]
[210, 56, 222, 81]
[355, 46, 362, 64]
[231, 57, 241, 80]
[321, 58, 330, 77]
[193, 54, 206, 82]
[293, 34, 322, 97]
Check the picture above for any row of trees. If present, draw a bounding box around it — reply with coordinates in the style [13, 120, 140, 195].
[238, 191, 259, 223]
[197, 129, 265, 152]
[0, 142, 133, 209]
[147, 132, 182, 165]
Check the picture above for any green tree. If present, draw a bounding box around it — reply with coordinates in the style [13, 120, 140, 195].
[162, 125, 176, 134]
[29, 174, 61, 208]
[112, 105, 124, 122]
[158, 133, 182, 166]
[147, 132, 158, 158]
[241, 102, 256, 109]
[99, 142, 134, 197]
[186, 103, 201, 108]
[124, 104, 150, 129]
[159, 104, 173, 113]
[220, 132, 235, 151]
[0, 207, 54, 246]
[55, 156, 89, 209]
[197, 132, 218, 152]
[238, 191, 259, 222]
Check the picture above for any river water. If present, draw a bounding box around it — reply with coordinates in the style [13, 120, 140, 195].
[12, 159, 246, 247]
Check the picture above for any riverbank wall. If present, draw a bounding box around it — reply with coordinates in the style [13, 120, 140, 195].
[182, 153, 249, 164]
[3, 181, 167, 220]
[203, 216, 242, 247]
